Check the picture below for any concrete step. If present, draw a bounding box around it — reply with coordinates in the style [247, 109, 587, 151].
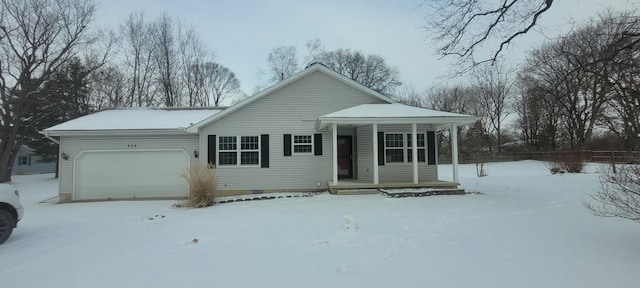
[336, 189, 380, 195]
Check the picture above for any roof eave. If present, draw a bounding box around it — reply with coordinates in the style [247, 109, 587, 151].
[316, 116, 480, 130]
[42, 128, 193, 137]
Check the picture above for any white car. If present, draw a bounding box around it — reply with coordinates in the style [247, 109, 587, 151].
[0, 183, 23, 244]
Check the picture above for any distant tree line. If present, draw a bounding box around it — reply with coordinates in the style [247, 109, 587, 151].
[400, 10, 640, 157]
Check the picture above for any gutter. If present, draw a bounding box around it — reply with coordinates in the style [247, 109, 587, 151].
[40, 131, 60, 144]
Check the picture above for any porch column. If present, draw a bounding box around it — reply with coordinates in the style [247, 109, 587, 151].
[372, 123, 379, 184]
[411, 123, 418, 184]
[451, 123, 459, 183]
[332, 123, 338, 185]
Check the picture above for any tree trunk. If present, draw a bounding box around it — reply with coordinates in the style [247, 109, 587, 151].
[0, 134, 22, 183]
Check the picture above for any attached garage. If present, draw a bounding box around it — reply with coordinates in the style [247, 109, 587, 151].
[74, 149, 190, 201]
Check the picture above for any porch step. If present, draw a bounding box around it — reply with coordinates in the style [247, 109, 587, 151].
[335, 189, 381, 195]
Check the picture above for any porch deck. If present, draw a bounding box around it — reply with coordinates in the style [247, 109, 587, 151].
[328, 179, 459, 194]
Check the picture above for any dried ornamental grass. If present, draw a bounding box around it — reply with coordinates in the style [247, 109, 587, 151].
[180, 163, 217, 208]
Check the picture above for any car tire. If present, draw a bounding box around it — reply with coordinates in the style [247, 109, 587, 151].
[0, 209, 16, 244]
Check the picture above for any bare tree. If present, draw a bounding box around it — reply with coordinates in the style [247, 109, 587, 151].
[153, 14, 182, 107]
[396, 84, 426, 107]
[515, 72, 561, 150]
[199, 62, 241, 106]
[424, 84, 477, 154]
[317, 49, 401, 95]
[519, 11, 639, 150]
[303, 38, 325, 67]
[473, 64, 515, 151]
[0, 0, 99, 182]
[177, 23, 210, 107]
[264, 45, 299, 83]
[587, 164, 640, 223]
[260, 41, 401, 95]
[424, 0, 553, 70]
[88, 64, 128, 109]
[120, 11, 156, 107]
[590, 11, 640, 151]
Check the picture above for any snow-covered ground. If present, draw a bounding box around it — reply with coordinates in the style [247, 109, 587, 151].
[1, 161, 639, 288]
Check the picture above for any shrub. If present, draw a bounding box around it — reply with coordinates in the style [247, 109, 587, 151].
[586, 164, 640, 223]
[545, 151, 585, 174]
[180, 163, 217, 208]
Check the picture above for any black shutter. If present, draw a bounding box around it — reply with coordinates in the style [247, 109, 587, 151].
[283, 134, 292, 156]
[314, 133, 322, 155]
[427, 131, 436, 165]
[207, 135, 216, 166]
[261, 134, 269, 168]
[377, 132, 385, 166]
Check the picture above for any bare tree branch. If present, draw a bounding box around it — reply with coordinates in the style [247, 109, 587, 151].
[424, 0, 553, 70]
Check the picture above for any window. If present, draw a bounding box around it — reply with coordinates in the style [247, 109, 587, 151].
[407, 133, 426, 163]
[240, 136, 259, 165]
[218, 136, 237, 165]
[293, 135, 313, 154]
[384, 132, 427, 164]
[218, 136, 260, 166]
[385, 133, 404, 163]
[18, 156, 30, 166]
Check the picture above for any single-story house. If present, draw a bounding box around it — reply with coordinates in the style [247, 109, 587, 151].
[42, 63, 478, 202]
[12, 146, 57, 175]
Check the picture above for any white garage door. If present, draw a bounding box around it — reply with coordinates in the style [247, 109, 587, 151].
[74, 150, 189, 200]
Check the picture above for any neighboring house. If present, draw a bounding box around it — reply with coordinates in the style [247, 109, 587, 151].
[12, 146, 56, 175]
[43, 64, 478, 202]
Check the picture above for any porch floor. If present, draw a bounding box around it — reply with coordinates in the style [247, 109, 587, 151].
[328, 179, 459, 194]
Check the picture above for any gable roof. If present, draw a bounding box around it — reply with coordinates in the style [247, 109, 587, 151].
[316, 103, 479, 129]
[43, 108, 224, 136]
[185, 63, 397, 133]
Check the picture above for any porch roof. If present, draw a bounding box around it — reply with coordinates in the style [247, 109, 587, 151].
[316, 103, 479, 129]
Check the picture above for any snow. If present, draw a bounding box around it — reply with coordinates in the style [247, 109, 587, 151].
[44, 108, 223, 132]
[2, 161, 639, 288]
[320, 103, 476, 119]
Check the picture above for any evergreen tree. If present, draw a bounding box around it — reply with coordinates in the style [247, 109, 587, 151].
[24, 58, 93, 175]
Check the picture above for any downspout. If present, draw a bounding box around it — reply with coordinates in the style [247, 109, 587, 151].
[39, 131, 61, 179]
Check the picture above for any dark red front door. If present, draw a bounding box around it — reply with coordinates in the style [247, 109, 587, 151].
[337, 136, 353, 178]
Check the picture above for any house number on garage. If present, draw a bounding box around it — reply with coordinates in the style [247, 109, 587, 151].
[127, 144, 137, 148]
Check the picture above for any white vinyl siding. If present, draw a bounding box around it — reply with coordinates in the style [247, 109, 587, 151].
[198, 70, 387, 191]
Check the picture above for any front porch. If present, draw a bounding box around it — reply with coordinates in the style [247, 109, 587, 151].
[317, 103, 479, 192]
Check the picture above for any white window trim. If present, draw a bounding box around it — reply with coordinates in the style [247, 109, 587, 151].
[218, 135, 261, 167]
[384, 132, 405, 164]
[407, 133, 427, 163]
[384, 132, 428, 164]
[292, 135, 314, 155]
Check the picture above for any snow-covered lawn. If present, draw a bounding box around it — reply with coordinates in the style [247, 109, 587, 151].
[1, 161, 639, 288]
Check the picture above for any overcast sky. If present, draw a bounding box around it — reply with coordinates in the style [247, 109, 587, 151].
[95, 0, 637, 98]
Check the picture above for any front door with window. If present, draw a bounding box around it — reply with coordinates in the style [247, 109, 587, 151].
[337, 136, 353, 178]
